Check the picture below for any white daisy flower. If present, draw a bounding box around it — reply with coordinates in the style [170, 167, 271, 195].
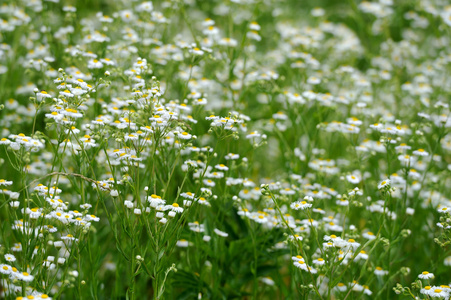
[377, 179, 390, 190]
[418, 271, 434, 279]
[214, 228, 228, 237]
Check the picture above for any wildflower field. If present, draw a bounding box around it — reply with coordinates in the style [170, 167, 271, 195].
[1, 0, 451, 299]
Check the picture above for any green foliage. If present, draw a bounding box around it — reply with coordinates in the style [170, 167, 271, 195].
[0, 0, 451, 299]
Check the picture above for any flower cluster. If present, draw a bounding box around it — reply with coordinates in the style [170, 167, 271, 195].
[0, 0, 451, 299]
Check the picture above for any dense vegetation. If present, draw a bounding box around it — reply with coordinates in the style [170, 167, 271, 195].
[0, 0, 451, 299]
